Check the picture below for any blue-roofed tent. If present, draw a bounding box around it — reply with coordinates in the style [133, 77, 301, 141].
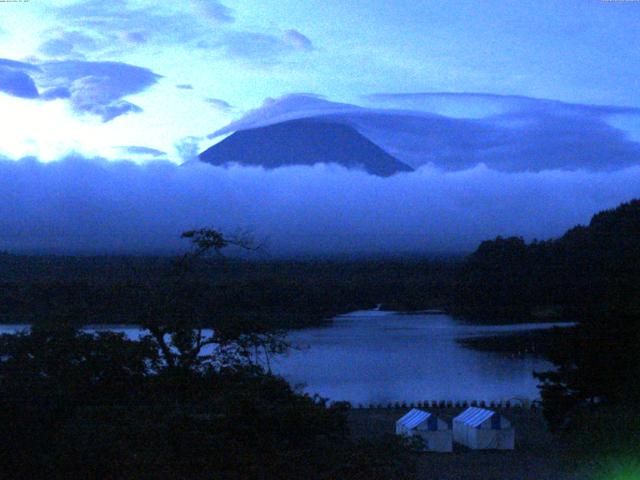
[453, 407, 514, 450]
[395, 409, 452, 452]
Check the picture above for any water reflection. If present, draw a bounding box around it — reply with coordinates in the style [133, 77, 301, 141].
[272, 310, 573, 404]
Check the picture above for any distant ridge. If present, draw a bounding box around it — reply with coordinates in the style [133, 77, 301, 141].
[199, 118, 414, 177]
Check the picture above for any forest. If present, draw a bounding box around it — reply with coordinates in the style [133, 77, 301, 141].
[0, 252, 458, 328]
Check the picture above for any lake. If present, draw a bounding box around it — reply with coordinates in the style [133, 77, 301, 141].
[0, 310, 573, 405]
[273, 310, 573, 405]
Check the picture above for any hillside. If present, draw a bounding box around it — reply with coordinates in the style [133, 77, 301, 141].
[454, 199, 640, 320]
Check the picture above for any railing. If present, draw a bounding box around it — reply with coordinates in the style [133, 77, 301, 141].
[346, 398, 539, 410]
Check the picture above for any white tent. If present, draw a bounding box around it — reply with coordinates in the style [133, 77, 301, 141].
[453, 407, 515, 450]
[395, 409, 453, 452]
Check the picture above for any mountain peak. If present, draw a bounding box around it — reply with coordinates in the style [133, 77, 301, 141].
[199, 118, 413, 177]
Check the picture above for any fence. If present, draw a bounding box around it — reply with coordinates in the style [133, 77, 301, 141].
[345, 398, 540, 410]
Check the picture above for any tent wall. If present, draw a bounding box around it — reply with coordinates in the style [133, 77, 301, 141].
[396, 409, 453, 452]
[453, 422, 515, 450]
[474, 428, 515, 449]
[413, 430, 453, 452]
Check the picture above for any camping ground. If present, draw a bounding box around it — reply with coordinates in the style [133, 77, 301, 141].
[348, 407, 582, 480]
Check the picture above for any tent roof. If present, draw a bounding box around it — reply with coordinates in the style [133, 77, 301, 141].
[396, 409, 432, 429]
[454, 407, 495, 427]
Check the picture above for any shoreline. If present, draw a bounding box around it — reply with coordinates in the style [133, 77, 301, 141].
[456, 326, 576, 358]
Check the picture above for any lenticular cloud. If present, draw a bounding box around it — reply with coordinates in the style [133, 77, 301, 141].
[0, 156, 639, 256]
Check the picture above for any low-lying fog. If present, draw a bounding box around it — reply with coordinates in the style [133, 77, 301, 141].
[1, 156, 638, 256]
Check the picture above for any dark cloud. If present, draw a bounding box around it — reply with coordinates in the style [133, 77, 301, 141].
[39, 60, 161, 96]
[116, 146, 167, 157]
[210, 94, 356, 137]
[55, 0, 232, 53]
[174, 136, 204, 163]
[0, 58, 41, 73]
[362, 92, 640, 117]
[53, 0, 308, 67]
[39, 38, 76, 58]
[0, 67, 39, 98]
[39, 60, 161, 121]
[209, 29, 316, 64]
[71, 97, 142, 122]
[0, 58, 42, 99]
[119, 31, 148, 44]
[40, 86, 71, 100]
[0, 157, 638, 255]
[214, 32, 286, 63]
[204, 97, 234, 112]
[0, 56, 161, 120]
[190, 0, 235, 23]
[211, 93, 640, 172]
[38, 31, 99, 59]
[282, 29, 314, 52]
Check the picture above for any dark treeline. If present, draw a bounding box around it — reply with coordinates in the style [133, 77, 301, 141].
[0, 326, 414, 479]
[2, 197, 638, 337]
[453, 199, 640, 321]
[433, 199, 640, 479]
[457, 199, 640, 470]
[0, 254, 459, 328]
[6, 198, 638, 330]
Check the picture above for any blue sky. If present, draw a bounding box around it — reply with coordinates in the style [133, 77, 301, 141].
[1, 0, 640, 162]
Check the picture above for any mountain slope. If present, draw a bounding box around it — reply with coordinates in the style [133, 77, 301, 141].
[199, 118, 413, 177]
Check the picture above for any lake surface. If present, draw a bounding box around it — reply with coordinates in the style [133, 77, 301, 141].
[272, 310, 573, 405]
[0, 311, 573, 405]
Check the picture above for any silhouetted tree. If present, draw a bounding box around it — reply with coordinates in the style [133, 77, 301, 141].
[135, 228, 286, 372]
[0, 229, 416, 479]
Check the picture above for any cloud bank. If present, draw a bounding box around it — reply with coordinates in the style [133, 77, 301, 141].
[0, 157, 638, 256]
[209, 93, 640, 172]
